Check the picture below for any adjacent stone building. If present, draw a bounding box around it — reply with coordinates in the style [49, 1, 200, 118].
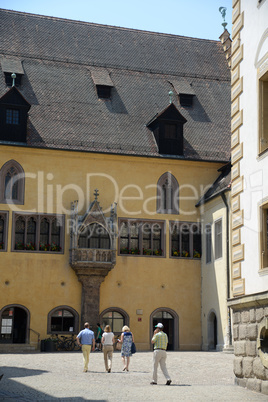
[228, 0, 268, 395]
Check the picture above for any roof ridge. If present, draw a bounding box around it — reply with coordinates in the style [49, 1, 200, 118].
[0, 8, 220, 43]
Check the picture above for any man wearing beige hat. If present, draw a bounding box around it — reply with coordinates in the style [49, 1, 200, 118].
[150, 323, 172, 385]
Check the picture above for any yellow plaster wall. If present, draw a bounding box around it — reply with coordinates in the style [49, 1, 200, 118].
[0, 145, 223, 349]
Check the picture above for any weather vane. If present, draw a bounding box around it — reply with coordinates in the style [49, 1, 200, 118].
[219, 7, 228, 30]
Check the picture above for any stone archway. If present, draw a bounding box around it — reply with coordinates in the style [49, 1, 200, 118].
[0, 304, 30, 344]
[207, 310, 217, 350]
[150, 308, 179, 351]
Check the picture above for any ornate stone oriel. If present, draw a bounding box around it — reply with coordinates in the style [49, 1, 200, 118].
[70, 190, 117, 330]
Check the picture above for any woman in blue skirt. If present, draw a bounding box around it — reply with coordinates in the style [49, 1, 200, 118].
[118, 325, 134, 371]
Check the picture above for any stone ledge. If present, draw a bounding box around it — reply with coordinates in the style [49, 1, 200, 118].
[228, 291, 268, 309]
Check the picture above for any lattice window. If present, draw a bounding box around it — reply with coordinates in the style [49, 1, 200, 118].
[170, 221, 202, 259]
[6, 109, 19, 125]
[118, 219, 164, 256]
[0, 211, 8, 251]
[78, 223, 110, 249]
[13, 213, 64, 252]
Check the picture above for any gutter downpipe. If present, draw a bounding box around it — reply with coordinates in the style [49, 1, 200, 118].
[221, 191, 232, 346]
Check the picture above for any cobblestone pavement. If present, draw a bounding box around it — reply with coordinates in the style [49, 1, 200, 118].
[0, 351, 267, 401]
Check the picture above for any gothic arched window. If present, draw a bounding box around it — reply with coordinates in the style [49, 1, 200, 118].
[156, 172, 179, 214]
[0, 160, 25, 204]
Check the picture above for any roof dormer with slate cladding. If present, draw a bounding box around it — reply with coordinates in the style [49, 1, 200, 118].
[147, 103, 187, 156]
[0, 87, 31, 143]
[1, 58, 24, 87]
[0, 9, 231, 162]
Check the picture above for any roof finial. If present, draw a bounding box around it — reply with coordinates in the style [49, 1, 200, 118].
[94, 188, 99, 201]
[11, 73, 16, 87]
[219, 7, 228, 30]
[169, 90, 173, 104]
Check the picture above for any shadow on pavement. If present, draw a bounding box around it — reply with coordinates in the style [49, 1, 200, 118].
[0, 366, 106, 401]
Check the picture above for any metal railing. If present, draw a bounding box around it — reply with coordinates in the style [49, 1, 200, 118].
[29, 328, 40, 345]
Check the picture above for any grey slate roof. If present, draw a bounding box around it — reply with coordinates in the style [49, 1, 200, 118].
[0, 9, 231, 161]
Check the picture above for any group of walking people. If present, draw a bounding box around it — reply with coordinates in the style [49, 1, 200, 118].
[76, 323, 134, 373]
[76, 322, 172, 385]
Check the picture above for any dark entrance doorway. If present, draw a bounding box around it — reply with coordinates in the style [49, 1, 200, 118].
[0, 306, 28, 343]
[208, 311, 217, 350]
[152, 311, 174, 350]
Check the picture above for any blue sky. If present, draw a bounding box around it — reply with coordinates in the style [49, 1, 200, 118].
[0, 0, 232, 40]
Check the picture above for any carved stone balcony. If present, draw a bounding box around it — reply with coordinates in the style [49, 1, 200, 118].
[70, 248, 116, 270]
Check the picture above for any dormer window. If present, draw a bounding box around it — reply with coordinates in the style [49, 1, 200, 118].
[147, 103, 187, 156]
[4, 73, 22, 87]
[179, 94, 194, 107]
[0, 87, 31, 143]
[169, 79, 195, 107]
[6, 109, 19, 125]
[96, 85, 112, 99]
[1, 58, 24, 87]
[90, 67, 114, 100]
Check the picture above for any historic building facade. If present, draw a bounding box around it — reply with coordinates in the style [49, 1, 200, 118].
[0, 9, 231, 351]
[228, 0, 268, 394]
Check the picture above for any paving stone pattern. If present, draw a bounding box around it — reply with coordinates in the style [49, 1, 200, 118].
[0, 351, 267, 401]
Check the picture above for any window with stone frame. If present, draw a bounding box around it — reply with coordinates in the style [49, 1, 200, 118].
[170, 221, 202, 258]
[157, 172, 179, 214]
[0, 160, 25, 204]
[48, 306, 79, 334]
[261, 203, 268, 269]
[78, 223, 110, 249]
[0, 211, 8, 251]
[214, 219, 222, 260]
[12, 213, 64, 252]
[205, 223, 212, 264]
[118, 218, 165, 256]
[259, 70, 268, 154]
